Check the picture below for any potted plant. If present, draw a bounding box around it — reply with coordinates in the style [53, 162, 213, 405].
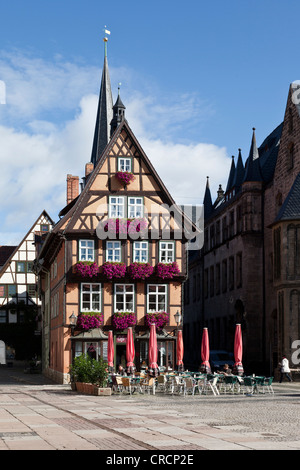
[69, 354, 111, 396]
[145, 311, 169, 329]
[112, 312, 137, 330]
[76, 312, 104, 331]
[74, 261, 99, 278]
[156, 262, 180, 279]
[127, 262, 154, 280]
[102, 262, 126, 280]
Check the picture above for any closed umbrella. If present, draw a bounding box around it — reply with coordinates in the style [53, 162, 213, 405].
[201, 327, 211, 373]
[176, 329, 184, 372]
[233, 323, 244, 376]
[126, 327, 135, 375]
[148, 324, 160, 377]
[107, 330, 114, 373]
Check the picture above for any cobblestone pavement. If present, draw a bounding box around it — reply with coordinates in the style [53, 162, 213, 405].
[0, 366, 300, 452]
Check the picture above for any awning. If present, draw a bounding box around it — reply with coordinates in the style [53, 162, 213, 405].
[71, 328, 108, 340]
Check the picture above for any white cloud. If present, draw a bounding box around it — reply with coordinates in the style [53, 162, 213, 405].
[0, 51, 230, 244]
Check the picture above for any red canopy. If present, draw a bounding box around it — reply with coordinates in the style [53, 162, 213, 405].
[176, 329, 184, 371]
[201, 327, 211, 373]
[148, 324, 160, 376]
[233, 324, 244, 375]
[126, 327, 135, 374]
[107, 330, 114, 371]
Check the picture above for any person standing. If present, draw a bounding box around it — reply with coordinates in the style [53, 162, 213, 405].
[279, 355, 292, 383]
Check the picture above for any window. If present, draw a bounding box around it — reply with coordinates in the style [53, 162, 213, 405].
[216, 263, 220, 295]
[27, 285, 36, 297]
[229, 256, 234, 290]
[147, 284, 167, 312]
[41, 224, 49, 232]
[106, 241, 121, 262]
[0, 285, 5, 297]
[109, 196, 125, 218]
[27, 262, 34, 273]
[133, 241, 148, 262]
[118, 157, 131, 172]
[0, 310, 7, 323]
[210, 266, 214, 297]
[114, 284, 134, 312]
[128, 197, 143, 218]
[8, 285, 16, 297]
[16, 262, 25, 273]
[81, 283, 101, 312]
[236, 253, 242, 288]
[79, 240, 94, 262]
[222, 259, 227, 293]
[159, 241, 175, 263]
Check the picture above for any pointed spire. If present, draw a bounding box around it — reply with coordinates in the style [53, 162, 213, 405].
[203, 176, 213, 219]
[226, 155, 236, 192]
[232, 148, 245, 190]
[110, 83, 126, 136]
[90, 32, 114, 166]
[243, 128, 263, 183]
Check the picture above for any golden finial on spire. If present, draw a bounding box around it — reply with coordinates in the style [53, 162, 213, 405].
[103, 26, 110, 42]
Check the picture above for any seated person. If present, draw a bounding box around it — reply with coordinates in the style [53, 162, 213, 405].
[117, 364, 126, 376]
[217, 364, 232, 375]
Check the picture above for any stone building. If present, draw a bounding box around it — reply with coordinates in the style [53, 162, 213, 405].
[184, 83, 300, 375]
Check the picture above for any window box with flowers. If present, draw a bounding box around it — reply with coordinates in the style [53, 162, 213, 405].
[115, 171, 135, 186]
[127, 262, 154, 280]
[112, 312, 137, 330]
[74, 261, 99, 278]
[102, 262, 126, 280]
[104, 218, 148, 236]
[77, 312, 104, 331]
[156, 262, 180, 279]
[145, 311, 169, 330]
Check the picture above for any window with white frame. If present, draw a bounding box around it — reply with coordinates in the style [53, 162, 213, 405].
[114, 284, 134, 312]
[81, 283, 101, 312]
[109, 196, 125, 218]
[79, 240, 94, 261]
[128, 197, 143, 218]
[147, 284, 167, 312]
[118, 157, 131, 172]
[133, 241, 148, 262]
[159, 241, 175, 263]
[106, 241, 121, 262]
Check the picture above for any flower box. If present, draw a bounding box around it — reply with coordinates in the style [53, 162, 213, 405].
[74, 261, 99, 278]
[104, 218, 148, 236]
[115, 171, 135, 186]
[77, 312, 104, 330]
[145, 312, 169, 329]
[102, 262, 126, 280]
[156, 262, 180, 279]
[112, 312, 137, 330]
[127, 262, 154, 280]
[75, 382, 112, 396]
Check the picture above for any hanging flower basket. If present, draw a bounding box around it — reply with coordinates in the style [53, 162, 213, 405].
[156, 262, 180, 279]
[74, 261, 99, 278]
[112, 312, 137, 330]
[104, 218, 148, 236]
[115, 171, 135, 186]
[145, 312, 169, 329]
[127, 262, 154, 280]
[77, 312, 104, 331]
[102, 262, 126, 280]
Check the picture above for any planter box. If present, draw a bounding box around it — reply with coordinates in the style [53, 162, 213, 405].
[75, 382, 112, 396]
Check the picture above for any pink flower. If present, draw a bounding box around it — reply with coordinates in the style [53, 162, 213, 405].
[74, 262, 99, 278]
[77, 312, 104, 330]
[145, 312, 169, 329]
[112, 312, 137, 330]
[156, 262, 180, 279]
[102, 262, 126, 280]
[115, 171, 135, 185]
[127, 262, 154, 280]
[104, 218, 148, 236]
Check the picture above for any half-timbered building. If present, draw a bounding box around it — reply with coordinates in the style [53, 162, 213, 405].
[0, 211, 53, 361]
[35, 40, 193, 384]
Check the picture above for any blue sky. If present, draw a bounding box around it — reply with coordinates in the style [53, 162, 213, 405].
[0, 0, 299, 244]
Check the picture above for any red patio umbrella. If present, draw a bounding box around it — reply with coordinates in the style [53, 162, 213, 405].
[201, 327, 211, 373]
[233, 323, 244, 376]
[107, 330, 114, 373]
[148, 324, 160, 377]
[176, 329, 184, 372]
[126, 327, 135, 375]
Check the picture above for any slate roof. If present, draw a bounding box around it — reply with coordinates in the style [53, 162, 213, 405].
[275, 172, 300, 222]
[0, 246, 16, 267]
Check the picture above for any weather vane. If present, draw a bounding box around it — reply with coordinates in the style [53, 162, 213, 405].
[103, 26, 111, 42]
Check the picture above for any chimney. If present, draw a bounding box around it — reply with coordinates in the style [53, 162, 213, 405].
[85, 163, 94, 178]
[66, 175, 79, 205]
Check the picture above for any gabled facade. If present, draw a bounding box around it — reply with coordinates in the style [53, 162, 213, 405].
[35, 44, 191, 384]
[0, 211, 53, 360]
[184, 82, 300, 376]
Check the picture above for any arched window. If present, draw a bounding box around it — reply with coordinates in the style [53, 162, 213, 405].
[287, 224, 300, 279]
